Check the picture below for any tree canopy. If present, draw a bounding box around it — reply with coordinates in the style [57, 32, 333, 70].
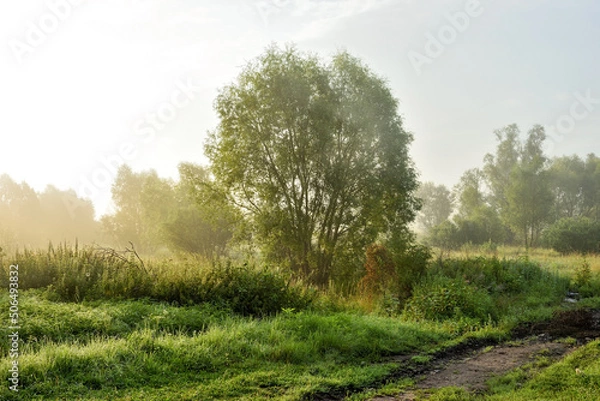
[206, 45, 419, 285]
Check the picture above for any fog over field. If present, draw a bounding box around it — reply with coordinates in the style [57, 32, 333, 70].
[1, 1, 598, 220]
[2, 4, 600, 400]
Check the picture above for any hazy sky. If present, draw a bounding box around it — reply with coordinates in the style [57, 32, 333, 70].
[1, 0, 599, 217]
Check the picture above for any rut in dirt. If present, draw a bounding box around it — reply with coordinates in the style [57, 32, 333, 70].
[308, 309, 600, 401]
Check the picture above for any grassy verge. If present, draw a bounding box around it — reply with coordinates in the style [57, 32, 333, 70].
[0, 290, 458, 401]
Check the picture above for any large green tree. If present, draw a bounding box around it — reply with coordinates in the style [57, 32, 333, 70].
[102, 164, 237, 257]
[582, 153, 600, 220]
[101, 165, 176, 252]
[454, 168, 486, 218]
[206, 46, 419, 285]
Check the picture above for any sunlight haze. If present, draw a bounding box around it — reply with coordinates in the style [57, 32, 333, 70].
[1, 0, 599, 217]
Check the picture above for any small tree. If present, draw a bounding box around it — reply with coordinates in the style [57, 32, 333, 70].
[503, 125, 553, 248]
[415, 182, 453, 234]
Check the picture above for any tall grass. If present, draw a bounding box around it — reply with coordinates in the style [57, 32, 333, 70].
[0, 291, 454, 401]
[0, 244, 597, 400]
[0, 244, 313, 316]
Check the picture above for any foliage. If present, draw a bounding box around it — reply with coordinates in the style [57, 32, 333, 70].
[101, 165, 174, 253]
[483, 124, 521, 215]
[359, 244, 396, 299]
[152, 262, 313, 316]
[485, 125, 554, 248]
[403, 257, 569, 329]
[454, 168, 487, 218]
[101, 164, 238, 258]
[403, 274, 495, 324]
[427, 210, 510, 250]
[0, 243, 152, 301]
[542, 217, 600, 254]
[359, 240, 430, 311]
[163, 163, 239, 257]
[0, 244, 312, 317]
[390, 241, 431, 301]
[415, 182, 453, 233]
[206, 45, 419, 286]
[549, 153, 600, 220]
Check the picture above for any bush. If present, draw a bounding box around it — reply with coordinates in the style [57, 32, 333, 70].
[428, 257, 567, 297]
[392, 242, 431, 300]
[403, 275, 495, 324]
[195, 263, 314, 316]
[543, 217, 600, 254]
[359, 244, 396, 298]
[151, 261, 314, 316]
[358, 242, 430, 310]
[403, 257, 569, 327]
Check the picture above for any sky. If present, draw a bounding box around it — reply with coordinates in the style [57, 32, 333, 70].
[1, 0, 599, 218]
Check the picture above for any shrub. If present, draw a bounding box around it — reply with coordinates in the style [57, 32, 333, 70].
[542, 217, 600, 254]
[392, 242, 431, 300]
[403, 275, 495, 323]
[195, 263, 314, 316]
[359, 244, 396, 299]
[359, 242, 430, 311]
[403, 257, 569, 326]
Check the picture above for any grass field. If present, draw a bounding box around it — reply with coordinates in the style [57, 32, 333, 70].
[444, 245, 600, 275]
[0, 245, 599, 400]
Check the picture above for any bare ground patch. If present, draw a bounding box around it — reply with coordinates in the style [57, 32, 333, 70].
[308, 309, 600, 401]
[368, 309, 600, 401]
[373, 338, 572, 401]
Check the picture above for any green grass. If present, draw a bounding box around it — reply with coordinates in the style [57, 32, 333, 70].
[444, 245, 600, 275]
[1, 246, 599, 400]
[485, 338, 600, 401]
[0, 290, 459, 401]
[418, 339, 600, 401]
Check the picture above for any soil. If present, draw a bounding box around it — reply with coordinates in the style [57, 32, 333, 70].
[308, 309, 600, 401]
[372, 339, 572, 401]
[369, 309, 600, 401]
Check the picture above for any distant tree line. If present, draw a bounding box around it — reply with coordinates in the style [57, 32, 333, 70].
[0, 174, 98, 252]
[418, 124, 600, 253]
[100, 163, 239, 258]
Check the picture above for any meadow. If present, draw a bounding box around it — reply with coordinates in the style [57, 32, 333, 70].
[0, 244, 599, 400]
